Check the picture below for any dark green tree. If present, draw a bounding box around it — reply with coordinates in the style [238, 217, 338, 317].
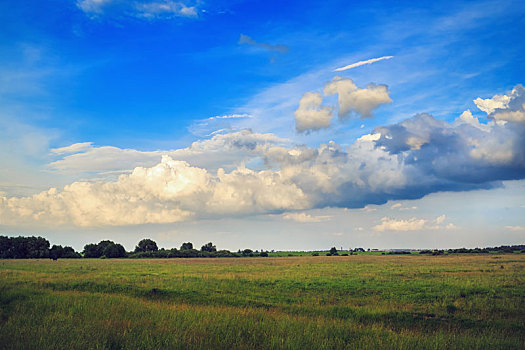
[329, 247, 338, 256]
[83, 243, 100, 258]
[0, 236, 50, 259]
[242, 249, 254, 257]
[49, 245, 81, 260]
[180, 242, 193, 250]
[102, 243, 126, 258]
[83, 240, 126, 258]
[135, 238, 158, 253]
[201, 242, 217, 252]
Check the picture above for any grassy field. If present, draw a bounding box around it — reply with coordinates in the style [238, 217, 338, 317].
[1, 255, 524, 349]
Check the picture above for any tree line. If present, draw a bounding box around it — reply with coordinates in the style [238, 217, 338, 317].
[1, 235, 524, 259]
[0, 236, 269, 259]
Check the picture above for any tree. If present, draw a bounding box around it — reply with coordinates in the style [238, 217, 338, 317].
[242, 249, 254, 257]
[49, 245, 81, 260]
[329, 247, 338, 256]
[180, 242, 193, 250]
[102, 243, 126, 258]
[201, 242, 217, 252]
[83, 243, 100, 258]
[83, 240, 126, 258]
[135, 239, 158, 253]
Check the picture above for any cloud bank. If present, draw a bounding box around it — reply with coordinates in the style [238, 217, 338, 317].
[1, 85, 524, 227]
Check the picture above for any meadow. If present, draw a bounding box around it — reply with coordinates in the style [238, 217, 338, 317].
[1, 254, 524, 349]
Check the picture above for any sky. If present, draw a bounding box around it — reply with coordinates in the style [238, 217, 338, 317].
[1, 0, 524, 252]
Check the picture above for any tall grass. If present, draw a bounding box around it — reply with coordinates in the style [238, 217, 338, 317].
[1, 255, 524, 349]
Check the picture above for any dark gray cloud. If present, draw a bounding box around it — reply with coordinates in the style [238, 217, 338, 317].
[238, 34, 289, 53]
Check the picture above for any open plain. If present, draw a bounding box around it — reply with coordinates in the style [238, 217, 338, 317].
[1, 254, 524, 349]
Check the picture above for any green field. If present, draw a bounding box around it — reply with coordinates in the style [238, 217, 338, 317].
[1, 255, 524, 349]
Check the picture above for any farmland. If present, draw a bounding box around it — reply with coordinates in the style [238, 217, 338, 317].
[1, 254, 524, 349]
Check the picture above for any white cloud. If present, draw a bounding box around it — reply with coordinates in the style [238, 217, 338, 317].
[48, 130, 290, 176]
[334, 56, 393, 72]
[294, 77, 391, 132]
[475, 85, 525, 123]
[373, 214, 453, 232]
[51, 142, 93, 155]
[361, 205, 377, 212]
[474, 94, 511, 114]
[0, 155, 308, 227]
[188, 114, 253, 137]
[400, 206, 418, 211]
[282, 212, 332, 223]
[77, 0, 199, 20]
[208, 114, 253, 120]
[134, 1, 197, 18]
[294, 92, 334, 132]
[505, 225, 525, 231]
[77, 0, 112, 14]
[3, 85, 525, 228]
[390, 203, 402, 209]
[373, 217, 426, 231]
[323, 76, 392, 119]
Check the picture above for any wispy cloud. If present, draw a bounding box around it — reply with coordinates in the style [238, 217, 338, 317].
[188, 114, 254, 137]
[505, 225, 525, 231]
[334, 56, 393, 72]
[373, 215, 454, 232]
[77, 0, 199, 20]
[51, 142, 93, 155]
[238, 34, 289, 53]
[282, 212, 332, 223]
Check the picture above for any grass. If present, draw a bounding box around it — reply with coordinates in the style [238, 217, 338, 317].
[1, 254, 524, 349]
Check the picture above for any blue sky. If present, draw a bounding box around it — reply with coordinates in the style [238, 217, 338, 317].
[1, 0, 524, 251]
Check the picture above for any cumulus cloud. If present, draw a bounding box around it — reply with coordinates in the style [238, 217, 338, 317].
[1, 155, 308, 227]
[373, 215, 453, 232]
[294, 92, 334, 132]
[293, 77, 391, 132]
[324, 76, 392, 119]
[77, 0, 198, 20]
[505, 225, 525, 231]
[238, 34, 289, 53]
[475, 85, 525, 123]
[2, 85, 525, 227]
[282, 212, 332, 223]
[334, 56, 393, 72]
